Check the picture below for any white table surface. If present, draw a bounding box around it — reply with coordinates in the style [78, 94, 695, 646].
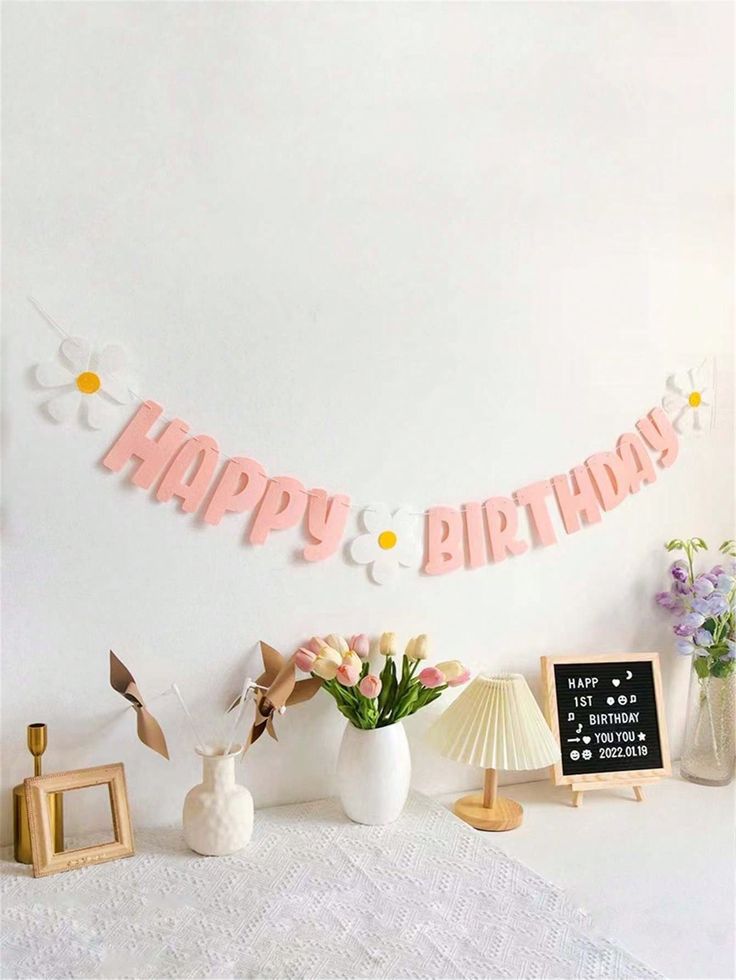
[441, 773, 735, 980]
[2, 778, 732, 979]
[2, 793, 658, 980]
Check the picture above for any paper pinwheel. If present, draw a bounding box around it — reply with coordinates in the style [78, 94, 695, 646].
[229, 641, 321, 749]
[109, 650, 170, 759]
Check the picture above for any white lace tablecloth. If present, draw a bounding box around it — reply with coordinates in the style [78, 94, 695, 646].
[1, 793, 657, 979]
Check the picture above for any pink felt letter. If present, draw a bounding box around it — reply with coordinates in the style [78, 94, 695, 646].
[102, 401, 189, 489]
[483, 496, 528, 562]
[616, 433, 657, 494]
[156, 435, 220, 513]
[513, 481, 557, 547]
[249, 476, 307, 545]
[425, 507, 463, 575]
[551, 466, 602, 534]
[203, 457, 268, 526]
[636, 407, 679, 468]
[303, 489, 351, 561]
[586, 452, 629, 511]
[463, 503, 487, 569]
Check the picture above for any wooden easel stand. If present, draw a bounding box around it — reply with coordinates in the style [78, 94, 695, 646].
[570, 778, 658, 807]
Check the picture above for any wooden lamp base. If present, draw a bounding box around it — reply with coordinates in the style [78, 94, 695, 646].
[453, 768, 523, 832]
[454, 793, 523, 831]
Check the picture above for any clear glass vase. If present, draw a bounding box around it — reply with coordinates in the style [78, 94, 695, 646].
[680, 667, 736, 786]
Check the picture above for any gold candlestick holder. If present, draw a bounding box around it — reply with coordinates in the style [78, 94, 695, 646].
[13, 723, 64, 863]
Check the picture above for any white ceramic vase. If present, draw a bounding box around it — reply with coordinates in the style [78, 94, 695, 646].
[183, 747, 253, 855]
[337, 722, 411, 825]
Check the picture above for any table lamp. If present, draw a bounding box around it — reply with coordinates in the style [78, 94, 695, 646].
[426, 672, 560, 831]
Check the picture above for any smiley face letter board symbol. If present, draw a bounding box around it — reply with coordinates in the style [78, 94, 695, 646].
[540, 653, 671, 805]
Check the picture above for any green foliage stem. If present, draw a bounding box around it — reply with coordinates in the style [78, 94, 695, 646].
[316, 655, 449, 730]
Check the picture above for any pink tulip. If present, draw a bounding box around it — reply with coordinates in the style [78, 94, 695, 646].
[418, 666, 446, 689]
[306, 636, 324, 656]
[336, 662, 360, 687]
[447, 668, 470, 687]
[350, 633, 370, 659]
[359, 674, 382, 699]
[294, 647, 317, 673]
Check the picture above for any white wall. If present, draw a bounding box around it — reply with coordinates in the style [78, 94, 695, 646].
[2, 2, 733, 842]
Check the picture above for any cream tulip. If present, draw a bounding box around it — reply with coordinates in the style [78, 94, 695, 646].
[435, 660, 465, 681]
[324, 633, 349, 655]
[405, 634, 429, 661]
[312, 647, 342, 680]
[435, 660, 470, 686]
[342, 651, 362, 673]
[379, 632, 398, 656]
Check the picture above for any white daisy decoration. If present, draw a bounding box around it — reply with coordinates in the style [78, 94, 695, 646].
[35, 336, 134, 429]
[662, 361, 713, 434]
[350, 504, 422, 585]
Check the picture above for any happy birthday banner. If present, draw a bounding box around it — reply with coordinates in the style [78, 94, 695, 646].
[30, 299, 691, 587]
[101, 399, 679, 583]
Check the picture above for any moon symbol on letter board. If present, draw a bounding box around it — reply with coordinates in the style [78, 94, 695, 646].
[626, 669, 633, 680]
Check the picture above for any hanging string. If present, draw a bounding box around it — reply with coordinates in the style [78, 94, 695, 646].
[28, 296, 68, 340]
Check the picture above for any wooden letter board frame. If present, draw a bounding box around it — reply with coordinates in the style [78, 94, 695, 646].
[540, 652, 671, 806]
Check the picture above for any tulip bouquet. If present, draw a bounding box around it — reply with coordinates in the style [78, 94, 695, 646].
[655, 537, 736, 678]
[294, 632, 469, 729]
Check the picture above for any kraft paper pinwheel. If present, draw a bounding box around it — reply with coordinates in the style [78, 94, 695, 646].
[229, 642, 321, 749]
[109, 651, 170, 759]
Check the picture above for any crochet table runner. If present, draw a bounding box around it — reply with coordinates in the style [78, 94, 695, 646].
[1, 793, 658, 979]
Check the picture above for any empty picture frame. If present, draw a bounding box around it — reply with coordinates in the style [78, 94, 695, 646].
[25, 762, 134, 878]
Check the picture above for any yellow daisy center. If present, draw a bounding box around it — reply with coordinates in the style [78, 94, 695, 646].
[688, 391, 701, 408]
[378, 530, 397, 550]
[76, 371, 101, 395]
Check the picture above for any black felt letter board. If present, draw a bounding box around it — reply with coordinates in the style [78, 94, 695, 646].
[553, 660, 663, 776]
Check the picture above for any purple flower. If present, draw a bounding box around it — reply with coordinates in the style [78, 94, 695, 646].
[693, 576, 715, 598]
[706, 594, 729, 617]
[715, 574, 734, 594]
[674, 612, 706, 637]
[656, 591, 679, 611]
[670, 562, 689, 583]
[691, 597, 711, 616]
[710, 565, 725, 577]
[703, 572, 720, 585]
[673, 580, 692, 596]
[676, 640, 695, 655]
[683, 612, 706, 629]
[694, 628, 714, 648]
[723, 640, 736, 661]
[674, 622, 697, 637]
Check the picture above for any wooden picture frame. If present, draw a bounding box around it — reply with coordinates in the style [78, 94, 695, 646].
[540, 652, 671, 805]
[24, 762, 134, 877]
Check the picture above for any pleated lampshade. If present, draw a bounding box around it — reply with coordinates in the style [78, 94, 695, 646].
[427, 673, 560, 771]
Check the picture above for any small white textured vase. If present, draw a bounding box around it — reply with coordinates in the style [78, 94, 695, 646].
[337, 722, 411, 825]
[183, 747, 253, 855]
